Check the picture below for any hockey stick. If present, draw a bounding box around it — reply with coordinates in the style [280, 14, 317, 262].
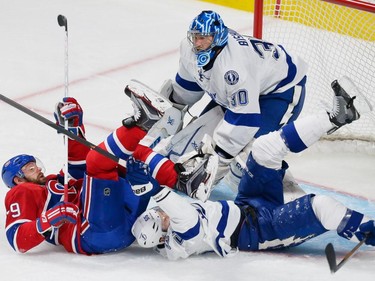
[0, 94, 126, 168]
[325, 237, 367, 273]
[57, 14, 70, 201]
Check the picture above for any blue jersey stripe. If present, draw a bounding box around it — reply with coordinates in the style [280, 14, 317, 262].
[269, 46, 297, 94]
[280, 123, 307, 153]
[215, 201, 230, 256]
[147, 153, 165, 172]
[106, 133, 130, 160]
[175, 73, 203, 92]
[224, 110, 261, 127]
[174, 219, 200, 240]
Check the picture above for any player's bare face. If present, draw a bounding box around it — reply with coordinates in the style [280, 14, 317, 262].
[192, 34, 214, 52]
[21, 162, 46, 185]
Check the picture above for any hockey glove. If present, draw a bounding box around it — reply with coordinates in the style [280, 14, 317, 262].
[126, 156, 160, 196]
[355, 220, 375, 246]
[54, 97, 85, 136]
[36, 202, 79, 235]
[198, 134, 233, 186]
[175, 151, 219, 202]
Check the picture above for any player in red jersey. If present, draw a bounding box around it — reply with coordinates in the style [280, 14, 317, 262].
[2, 97, 179, 254]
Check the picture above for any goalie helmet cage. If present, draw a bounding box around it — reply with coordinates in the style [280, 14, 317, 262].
[253, 0, 375, 154]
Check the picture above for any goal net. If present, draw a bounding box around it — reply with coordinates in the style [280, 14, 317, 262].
[254, 0, 375, 153]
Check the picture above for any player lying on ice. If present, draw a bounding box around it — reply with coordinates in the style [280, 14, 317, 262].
[2, 88, 212, 254]
[130, 79, 375, 260]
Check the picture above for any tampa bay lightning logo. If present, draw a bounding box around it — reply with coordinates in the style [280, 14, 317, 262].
[224, 70, 239, 85]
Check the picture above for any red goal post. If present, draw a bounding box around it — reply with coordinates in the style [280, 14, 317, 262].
[253, 0, 375, 152]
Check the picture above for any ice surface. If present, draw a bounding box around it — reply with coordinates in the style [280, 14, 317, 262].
[0, 1, 374, 280]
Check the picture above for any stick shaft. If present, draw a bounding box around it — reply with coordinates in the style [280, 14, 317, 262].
[335, 238, 366, 271]
[57, 14, 70, 201]
[325, 237, 367, 273]
[0, 94, 123, 165]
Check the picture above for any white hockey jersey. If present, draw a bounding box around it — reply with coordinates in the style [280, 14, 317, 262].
[172, 29, 308, 156]
[152, 188, 241, 260]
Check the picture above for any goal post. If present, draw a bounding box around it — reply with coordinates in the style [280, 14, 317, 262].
[253, 0, 375, 152]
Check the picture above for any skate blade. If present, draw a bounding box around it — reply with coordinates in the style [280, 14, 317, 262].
[338, 76, 373, 115]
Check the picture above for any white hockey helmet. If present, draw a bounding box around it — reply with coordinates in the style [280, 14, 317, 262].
[132, 207, 166, 248]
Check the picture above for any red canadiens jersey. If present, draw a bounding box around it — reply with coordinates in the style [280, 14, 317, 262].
[4, 177, 81, 253]
[4, 126, 177, 254]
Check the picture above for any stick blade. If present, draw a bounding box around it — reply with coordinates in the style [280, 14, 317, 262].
[325, 243, 338, 273]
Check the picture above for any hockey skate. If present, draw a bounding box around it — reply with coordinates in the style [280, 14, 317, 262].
[174, 151, 219, 202]
[327, 76, 372, 134]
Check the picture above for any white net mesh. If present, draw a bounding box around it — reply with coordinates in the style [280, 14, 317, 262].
[260, 0, 375, 152]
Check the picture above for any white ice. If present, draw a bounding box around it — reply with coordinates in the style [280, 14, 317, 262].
[0, 0, 374, 280]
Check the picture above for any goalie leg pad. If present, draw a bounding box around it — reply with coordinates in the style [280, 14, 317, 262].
[160, 105, 224, 162]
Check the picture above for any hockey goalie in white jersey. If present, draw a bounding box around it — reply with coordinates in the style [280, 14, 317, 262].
[130, 77, 375, 260]
[160, 10, 309, 194]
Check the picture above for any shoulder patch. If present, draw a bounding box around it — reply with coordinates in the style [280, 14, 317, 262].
[224, 70, 239, 85]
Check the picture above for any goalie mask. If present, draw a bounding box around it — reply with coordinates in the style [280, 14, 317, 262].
[132, 207, 167, 248]
[187, 10, 228, 67]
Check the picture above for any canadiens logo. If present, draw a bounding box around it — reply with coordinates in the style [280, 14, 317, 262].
[224, 70, 239, 85]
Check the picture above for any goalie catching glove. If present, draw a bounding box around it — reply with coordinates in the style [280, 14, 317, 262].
[174, 135, 221, 202]
[199, 135, 233, 186]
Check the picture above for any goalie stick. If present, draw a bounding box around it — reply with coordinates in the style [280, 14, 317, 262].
[325, 237, 367, 274]
[0, 94, 126, 168]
